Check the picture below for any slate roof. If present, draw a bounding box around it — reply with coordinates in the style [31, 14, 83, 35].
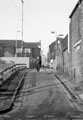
[62, 35, 68, 51]
[49, 41, 56, 50]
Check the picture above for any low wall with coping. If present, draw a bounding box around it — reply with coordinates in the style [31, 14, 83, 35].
[0, 57, 29, 68]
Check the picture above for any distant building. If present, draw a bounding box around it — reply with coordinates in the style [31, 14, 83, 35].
[0, 39, 41, 68]
[48, 35, 69, 72]
[49, 37, 63, 70]
[62, 35, 70, 75]
[55, 37, 64, 71]
[49, 41, 56, 60]
[48, 41, 56, 68]
[0, 40, 41, 58]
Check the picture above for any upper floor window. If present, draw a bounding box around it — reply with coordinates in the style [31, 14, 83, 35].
[24, 48, 31, 53]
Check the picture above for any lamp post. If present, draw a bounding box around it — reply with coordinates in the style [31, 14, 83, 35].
[51, 31, 57, 41]
[51, 31, 58, 59]
[21, 0, 24, 57]
[15, 31, 20, 57]
[39, 40, 41, 56]
[51, 31, 63, 41]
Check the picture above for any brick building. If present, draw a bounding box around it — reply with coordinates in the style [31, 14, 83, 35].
[48, 35, 69, 73]
[0, 40, 41, 68]
[49, 41, 56, 60]
[0, 40, 40, 58]
[69, 0, 83, 82]
[48, 41, 55, 68]
[49, 37, 64, 70]
[62, 35, 70, 75]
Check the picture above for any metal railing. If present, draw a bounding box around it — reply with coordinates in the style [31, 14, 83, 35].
[0, 63, 27, 85]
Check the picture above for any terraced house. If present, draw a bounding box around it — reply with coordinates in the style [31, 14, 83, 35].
[49, 35, 68, 71]
[69, 0, 83, 83]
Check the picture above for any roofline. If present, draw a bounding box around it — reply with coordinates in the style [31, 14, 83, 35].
[49, 41, 56, 48]
[0, 39, 40, 44]
[69, 0, 82, 18]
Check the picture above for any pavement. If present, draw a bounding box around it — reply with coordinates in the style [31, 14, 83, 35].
[50, 68, 83, 104]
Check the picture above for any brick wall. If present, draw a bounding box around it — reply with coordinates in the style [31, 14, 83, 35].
[4, 46, 15, 57]
[80, 1, 83, 80]
[56, 39, 63, 71]
[69, 1, 82, 83]
[63, 49, 70, 76]
[49, 41, 56, 60]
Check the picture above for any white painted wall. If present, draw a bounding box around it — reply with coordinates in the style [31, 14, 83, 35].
[0, 57, 29, 68]
[42, 55, 47, 66]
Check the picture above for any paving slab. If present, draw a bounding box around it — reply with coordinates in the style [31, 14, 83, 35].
[51, 69, 83, 104]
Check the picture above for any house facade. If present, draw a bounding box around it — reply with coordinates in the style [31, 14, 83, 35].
[62, 35, 70, 76]
[0, 40, 41, 58]
[69, 0, 83, 82]
[48, 34, 70, 74]
[0, 40, 41, 68]
[49, 37, 64, 70]
[49, 41, 56, 60]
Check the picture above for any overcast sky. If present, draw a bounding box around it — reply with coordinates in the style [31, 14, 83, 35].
[0, 0, 78, 54]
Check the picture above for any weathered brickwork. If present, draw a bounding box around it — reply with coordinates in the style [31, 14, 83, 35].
[54, 38, 64, 71]
[62, 35, 70, 76]
[57, 44, 63, 71]
[48, 38, 64, 71]
[80, 1, 83, 80]
[49, 41, 56, 60]
[63, 49, 70, 76]
[69, 0, 83, 83]
[4, 46, 15, 57]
